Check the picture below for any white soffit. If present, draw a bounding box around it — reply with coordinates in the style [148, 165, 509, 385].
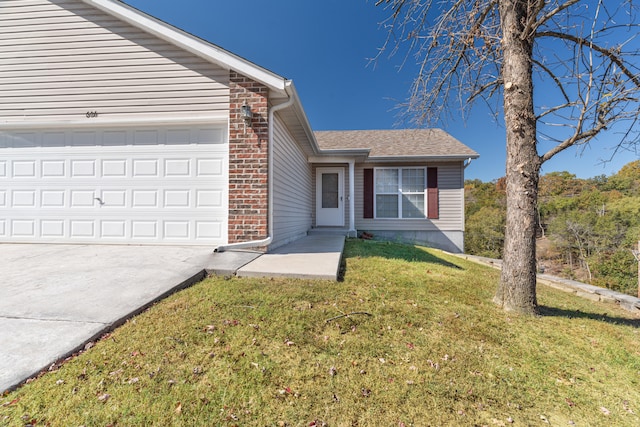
[82, 0, 288, 95]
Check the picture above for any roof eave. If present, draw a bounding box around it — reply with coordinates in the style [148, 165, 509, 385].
[365, 154, 480, 163]
[83, 0, 288, 95]
[281, 81, 323, 155]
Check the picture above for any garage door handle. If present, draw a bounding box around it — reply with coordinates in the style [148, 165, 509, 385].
[94, 197, 105, 206]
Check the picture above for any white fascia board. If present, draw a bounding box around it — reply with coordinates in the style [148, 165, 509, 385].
[283, 81, 322, 154]
[82, 0, 287, 94]
[309, 155, 367, 164]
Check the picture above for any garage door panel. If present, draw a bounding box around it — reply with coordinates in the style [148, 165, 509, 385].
[41, 220, 64, 237]
[101, 159, 127, 177]
[42, 160, 66, 177]
[0, 126, 228, 244]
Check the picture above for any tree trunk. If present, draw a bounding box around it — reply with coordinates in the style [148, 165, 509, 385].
[493, 0, 541, 314]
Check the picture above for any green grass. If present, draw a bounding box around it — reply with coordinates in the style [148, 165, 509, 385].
[2, 239, 639, 426]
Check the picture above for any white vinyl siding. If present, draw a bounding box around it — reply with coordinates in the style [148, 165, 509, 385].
[0, 0, 229, 123]
[272, 115, 312, 248]
[356, 162, 465, 231]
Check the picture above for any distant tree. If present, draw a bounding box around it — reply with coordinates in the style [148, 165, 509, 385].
[466, 206, 506, 258]
[605, 160, 640, 194]
[465, 180, 506, 256]
[376, 0, 640, 314]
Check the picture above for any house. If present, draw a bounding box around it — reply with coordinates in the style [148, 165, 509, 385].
[0, 0, 479, 253]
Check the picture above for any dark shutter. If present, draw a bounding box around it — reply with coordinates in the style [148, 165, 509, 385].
[427, 167, 438, 219]
[363, 168, 374, 218]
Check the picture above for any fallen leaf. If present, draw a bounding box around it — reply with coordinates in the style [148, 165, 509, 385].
[565, 398, 575, 407]
[223, 319, 240, 326]
[600, 406, 610, 416]
[2, 398, 20, 407]
[329, 366, 337, 376]
[175, 402, 182, 414]
[97, 393, 110, 403]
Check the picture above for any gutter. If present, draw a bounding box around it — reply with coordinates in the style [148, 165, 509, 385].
[214, 81, 295, 252]
[364, 155, 479, 163]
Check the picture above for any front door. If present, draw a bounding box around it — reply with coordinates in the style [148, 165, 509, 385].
[316, 168, 344, 227]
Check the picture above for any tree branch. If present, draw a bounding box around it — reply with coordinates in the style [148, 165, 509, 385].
[525, 0, 582, 38]
[540, 123, 608, 163]
[536, 30, 640, 88]
[532, 58, 570, 103]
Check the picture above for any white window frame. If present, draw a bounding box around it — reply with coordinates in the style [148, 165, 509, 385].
[373, 167, 427, 219]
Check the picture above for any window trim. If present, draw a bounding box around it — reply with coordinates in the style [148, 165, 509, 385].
[373, 167, 427, 219]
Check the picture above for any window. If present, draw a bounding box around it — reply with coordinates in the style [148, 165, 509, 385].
[374, 168, 426, 219]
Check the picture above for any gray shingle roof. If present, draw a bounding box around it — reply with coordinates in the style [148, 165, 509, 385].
[314, 129, 479, 160]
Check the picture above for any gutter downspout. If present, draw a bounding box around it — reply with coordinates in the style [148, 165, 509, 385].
[215, 82, 295, 252]
[464, 157, 474, 169]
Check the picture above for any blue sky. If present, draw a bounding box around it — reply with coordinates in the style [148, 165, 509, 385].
[123, 0, 638, 182]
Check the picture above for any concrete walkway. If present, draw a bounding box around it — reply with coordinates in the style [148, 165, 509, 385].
[237, 235, 345, 280]
[452, 253, 640, 314]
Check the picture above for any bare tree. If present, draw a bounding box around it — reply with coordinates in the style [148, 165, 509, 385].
[375, 0, 640, 314]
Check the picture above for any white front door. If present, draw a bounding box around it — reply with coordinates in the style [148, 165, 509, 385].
[316, 167, 344, 227]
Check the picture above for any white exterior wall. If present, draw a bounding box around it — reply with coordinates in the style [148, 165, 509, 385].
[0, 0, 229, 123]
[271, 115, 312, 248]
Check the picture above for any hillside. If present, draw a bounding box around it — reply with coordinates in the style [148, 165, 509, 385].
[465, 160, 640, 296]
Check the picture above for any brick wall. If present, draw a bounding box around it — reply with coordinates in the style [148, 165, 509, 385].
[228, 71, 270, 244]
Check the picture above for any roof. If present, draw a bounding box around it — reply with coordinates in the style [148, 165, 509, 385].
[314, 129, 479, 161]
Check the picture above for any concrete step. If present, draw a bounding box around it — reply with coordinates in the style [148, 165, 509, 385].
[308, 227, 350, 236]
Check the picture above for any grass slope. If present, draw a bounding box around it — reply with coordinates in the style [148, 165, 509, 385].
[1, 240, 639, 426]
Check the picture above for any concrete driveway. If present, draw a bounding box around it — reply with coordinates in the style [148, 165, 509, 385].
[0, 244, 258, 393]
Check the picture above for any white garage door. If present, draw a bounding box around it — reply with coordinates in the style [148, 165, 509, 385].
[0, 126, 228, 245]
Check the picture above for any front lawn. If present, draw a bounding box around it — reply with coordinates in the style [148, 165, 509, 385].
[1, 240, 639, 426]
